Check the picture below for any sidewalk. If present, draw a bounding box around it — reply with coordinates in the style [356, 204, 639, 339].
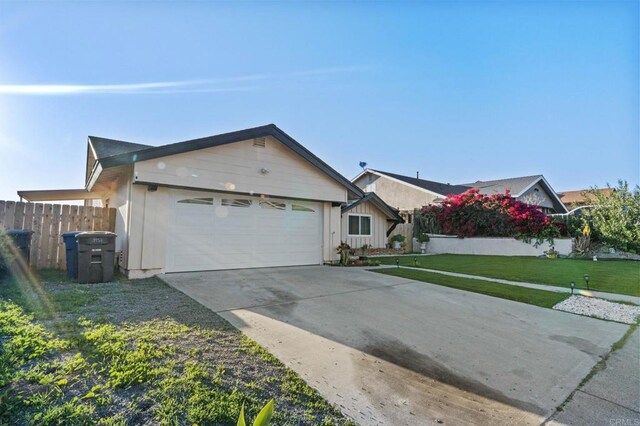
[379, 265, 640, 304]
[546, 327, 640, 425]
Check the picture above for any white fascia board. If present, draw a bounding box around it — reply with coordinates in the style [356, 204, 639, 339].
[513, 176, 543, 197]
[86, 162, 103, 192]
[350, 169, 371, 182]
[516, 176, 568, 213]
[538, 176, 569, 213]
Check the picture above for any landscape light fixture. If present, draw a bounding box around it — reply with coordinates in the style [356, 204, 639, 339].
[570, 282, 575, 295]
[583, 274, 590, 290]
[396, 258, 400, 268]
[414, 257, 417, 266]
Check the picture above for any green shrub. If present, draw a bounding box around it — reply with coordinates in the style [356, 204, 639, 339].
[389, 234, 406, 243]
[584, 180, 640, 254]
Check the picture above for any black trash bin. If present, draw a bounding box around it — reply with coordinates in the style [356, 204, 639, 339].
[62, 231, 82, 279]
[77, 232, 116, 284]
[5, 229, 34, 266]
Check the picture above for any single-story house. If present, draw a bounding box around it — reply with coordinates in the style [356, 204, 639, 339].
[18, 125, 402, 277]
[352, 169, 569, 222]
[558, 188, 614, 210]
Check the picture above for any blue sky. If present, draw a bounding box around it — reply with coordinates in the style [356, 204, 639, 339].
[0, 1, 637, 201]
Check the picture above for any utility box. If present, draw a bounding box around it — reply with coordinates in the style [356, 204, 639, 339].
[77, 232, 116, 284]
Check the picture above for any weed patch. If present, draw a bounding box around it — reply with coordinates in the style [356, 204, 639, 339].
[0, 272, 352, 425]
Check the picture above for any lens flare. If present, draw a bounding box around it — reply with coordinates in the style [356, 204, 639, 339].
[3, 238, 61, 325]
[215, 206, 229, 218]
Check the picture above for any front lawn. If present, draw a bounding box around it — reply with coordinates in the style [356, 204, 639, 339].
[374, 268, 569, 308]
[375, 255, 640, 296]
[0, 269, 352, 426]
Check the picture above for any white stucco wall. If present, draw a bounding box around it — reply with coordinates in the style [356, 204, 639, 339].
[417, 235, 573, 256]
[353, 173, 440, 211]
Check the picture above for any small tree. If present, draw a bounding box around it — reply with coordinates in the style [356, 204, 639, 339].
[584, 180, 640, 254]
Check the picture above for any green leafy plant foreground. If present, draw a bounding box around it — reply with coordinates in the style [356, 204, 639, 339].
[238, 399, 274, 426]
[0, 273, 353, 425]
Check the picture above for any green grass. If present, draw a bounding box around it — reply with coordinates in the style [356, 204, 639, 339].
[0, 270, 353, 425]
[374, 268, 570, 308]
[375, 254, 640, 296]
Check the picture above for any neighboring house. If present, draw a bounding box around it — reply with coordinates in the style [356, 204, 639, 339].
[558, 188, 615, 210]
[18, 125, 401, 277]
[352, 169, 568, 220]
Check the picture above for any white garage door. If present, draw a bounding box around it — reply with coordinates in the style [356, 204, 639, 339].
[165, 190, 323, 272]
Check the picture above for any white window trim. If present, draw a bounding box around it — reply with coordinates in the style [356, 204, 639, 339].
[347, 213, 373, 237]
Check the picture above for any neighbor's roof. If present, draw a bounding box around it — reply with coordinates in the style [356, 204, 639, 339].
[355, 169, 568, 213]
[369, 169, 470, 196]
[459, 175, 543, 197]
[86, 124, 363, 197]
[88, 136, 152, 159]
[341, 192, 403, 222]
[559, 188, 615, 205]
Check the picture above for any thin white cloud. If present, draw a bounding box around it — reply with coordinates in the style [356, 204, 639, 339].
[0, 66, 369, 96]
[0, 80, 253, 95]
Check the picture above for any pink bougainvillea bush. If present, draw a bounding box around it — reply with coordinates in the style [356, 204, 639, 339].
[418, 189, 563, 245]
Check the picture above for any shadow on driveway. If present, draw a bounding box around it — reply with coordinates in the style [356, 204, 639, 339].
[161, 266, 629, 425]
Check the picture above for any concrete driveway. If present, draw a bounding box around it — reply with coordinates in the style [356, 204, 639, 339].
[161, 266, 628, 425]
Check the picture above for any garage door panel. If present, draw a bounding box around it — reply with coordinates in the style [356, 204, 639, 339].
[166, 190, 322, 272]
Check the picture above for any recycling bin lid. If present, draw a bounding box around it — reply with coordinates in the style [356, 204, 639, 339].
[76, 231, 116, 238]
[62, 231, 83, 237]
[5, 229, 34, 236]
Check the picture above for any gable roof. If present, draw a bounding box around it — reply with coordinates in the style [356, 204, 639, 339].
[86, 124, 363, 197]
[459, 175, 542, 197]
[353, 169, 568, 214]
[342, 192, 403, 222]
[364, 169, 470, 197]
[89, 136, 152, 159]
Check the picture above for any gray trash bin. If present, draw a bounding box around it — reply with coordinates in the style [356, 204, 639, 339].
[77, 232, 116, 284]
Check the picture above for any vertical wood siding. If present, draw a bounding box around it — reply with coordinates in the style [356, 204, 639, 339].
[0, 201, 115, 269]
[341, 201, 389, 249]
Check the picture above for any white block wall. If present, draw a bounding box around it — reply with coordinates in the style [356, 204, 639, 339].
[415, 235, 573, 256]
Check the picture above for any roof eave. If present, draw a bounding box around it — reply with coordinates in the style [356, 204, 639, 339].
[18, 188, 105, 202]
[96, 124, 363, 198]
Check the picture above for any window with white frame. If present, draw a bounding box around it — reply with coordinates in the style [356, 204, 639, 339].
[348, 214, 372, 236]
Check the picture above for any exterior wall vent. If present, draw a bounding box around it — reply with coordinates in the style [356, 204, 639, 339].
[253, 137, 266, 148]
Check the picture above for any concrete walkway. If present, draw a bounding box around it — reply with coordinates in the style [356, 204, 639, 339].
[161, 266, 628, 425]
[547, 327, 640, 425]
[380, 265, 640, 304]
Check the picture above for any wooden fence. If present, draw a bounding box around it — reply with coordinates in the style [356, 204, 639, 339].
[0, 201, 115, 269]
[389, 222, 414, 251]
